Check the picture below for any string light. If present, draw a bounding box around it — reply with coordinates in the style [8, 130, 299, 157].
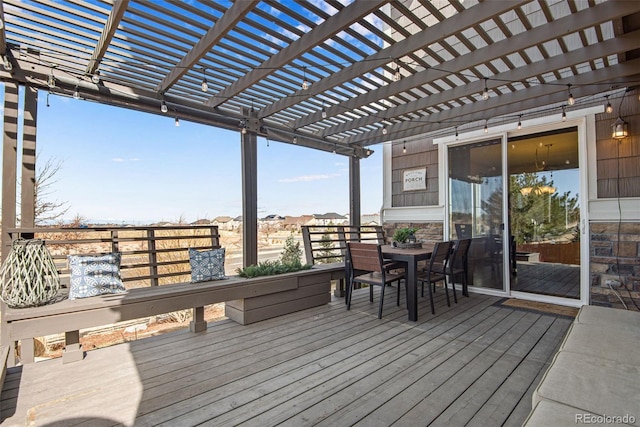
[517, 115, 522, 130]
[175, 117, 180, 127]
[562, 105, 567, 121]
[91, 71, 100, 84]
[241, 120, 247, 134]
[321, 102, 327, 119]
[402, 141, 406, 154]
[482, 78, 489, 100]
[293, 135, 297, 144]
[160, 98, 168, 113]
[567, 84, 575, 105]
[394, 63, 401, 82]
[484, 120, 488, 133]
[455, 126, 458, 139]
[605, 95, 613, 113]
[301, 67, 309, 90]
[382, 125, 387, 135]
[201, 68, 208, 92]
[73, 85, 80, 100]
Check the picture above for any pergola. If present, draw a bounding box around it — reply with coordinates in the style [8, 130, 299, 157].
[1, 0, 640, 264]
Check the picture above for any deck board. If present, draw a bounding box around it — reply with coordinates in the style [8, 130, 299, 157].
[1, 285, 573, 427]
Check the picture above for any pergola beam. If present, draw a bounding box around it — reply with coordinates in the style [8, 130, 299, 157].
[205, 0, 387, 109]
[258, 0, 527, 119]
[155, 0, 257, 94]
[305, 0, 640, 136]
[86, 0, 129, 76]
[343, 28, 640, 146]
[0, 1, 6, 56]
[355, 58, 640, 145]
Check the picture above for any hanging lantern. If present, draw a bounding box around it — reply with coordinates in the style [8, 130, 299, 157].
[612, 117, 628, 139]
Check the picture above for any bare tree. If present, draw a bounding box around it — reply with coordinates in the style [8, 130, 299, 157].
[33, 156, 69, 225]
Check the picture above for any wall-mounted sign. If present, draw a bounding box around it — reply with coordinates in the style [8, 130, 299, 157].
[403, 167, 427, 191]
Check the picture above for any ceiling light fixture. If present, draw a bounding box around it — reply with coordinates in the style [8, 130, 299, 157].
[567, 84, 575, 106]
[201, 68, 208, 92]
[482, 78, 489, 100]
[605, 95, 613, 114]
[47, 69, 56, 88]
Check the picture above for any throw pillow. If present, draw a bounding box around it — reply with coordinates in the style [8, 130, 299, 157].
[189, 248, 226, 282]
[68, 253, 127, 300]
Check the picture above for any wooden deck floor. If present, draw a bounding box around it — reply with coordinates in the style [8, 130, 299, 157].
[1, 286, 574, 426]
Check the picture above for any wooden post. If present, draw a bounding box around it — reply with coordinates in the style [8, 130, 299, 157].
[147, 229, 159, 286]
[241, 127, 258, 267]
[62, 330, 84, 363]
[349, 156, 361, 227]
[189, 306, 207, 332]
[21, 85, 37, 234]
[2, 81, 19, 262]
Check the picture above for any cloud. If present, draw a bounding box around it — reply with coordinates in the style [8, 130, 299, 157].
[278, 173, 340, 183]
[112, 158, 140, 162]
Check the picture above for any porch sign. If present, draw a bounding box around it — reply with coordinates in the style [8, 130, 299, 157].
[403, 167, 427, 191]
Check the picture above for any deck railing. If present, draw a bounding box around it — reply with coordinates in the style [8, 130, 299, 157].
[5, 225, 220, 288]
[301, 224, 385, 265]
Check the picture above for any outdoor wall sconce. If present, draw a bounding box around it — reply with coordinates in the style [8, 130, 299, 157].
[612, 116, 628, 139]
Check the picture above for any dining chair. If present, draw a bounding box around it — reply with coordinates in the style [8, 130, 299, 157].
[417, 240, 453, 315]
[446, 238, 471, 298]
[346, 242, 405, 319]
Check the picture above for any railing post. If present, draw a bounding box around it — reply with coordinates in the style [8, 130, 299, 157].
[301, 226, 313, 265]
[147, 229, 158, 287]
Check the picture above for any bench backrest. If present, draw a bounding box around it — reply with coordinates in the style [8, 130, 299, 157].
[301, 225, 385, 265]
[5, 225, 220, 288]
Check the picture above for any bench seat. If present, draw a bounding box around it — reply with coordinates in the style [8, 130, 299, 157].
[525, 305, 640, 426]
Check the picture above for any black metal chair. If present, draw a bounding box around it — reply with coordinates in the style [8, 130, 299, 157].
[417, 241, 453, 315]
[346, 242, 405, 319]
[447, 238, 471, 298]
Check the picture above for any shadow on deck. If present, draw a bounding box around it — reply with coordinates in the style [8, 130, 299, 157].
[0, 285, 573, 426]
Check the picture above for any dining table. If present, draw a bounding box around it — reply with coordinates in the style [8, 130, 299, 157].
[381, 243, 435, 321]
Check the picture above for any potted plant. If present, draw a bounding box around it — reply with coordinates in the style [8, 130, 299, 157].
[392, 227, 420, 248]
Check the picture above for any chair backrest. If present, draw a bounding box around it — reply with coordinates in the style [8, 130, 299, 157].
[347, 242, 383, 273]
[450, 238, 471, 270]
[428, 241, 453, 272]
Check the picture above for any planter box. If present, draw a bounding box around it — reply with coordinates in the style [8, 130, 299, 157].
[225, 264, 344, 325]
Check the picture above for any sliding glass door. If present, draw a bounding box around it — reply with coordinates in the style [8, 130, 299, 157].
[448, 138, 504, 291]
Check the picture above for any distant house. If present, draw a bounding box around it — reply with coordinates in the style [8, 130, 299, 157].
[282, 215, 313, 231]
[311, 212, 348, 226]
[361, 213, 381, 225]
[191, 218, 212, 226]
[212, 216, 233, 230]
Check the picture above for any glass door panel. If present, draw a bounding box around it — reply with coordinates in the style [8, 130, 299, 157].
[507, 128, 581, 299]
[448, 138, 504, 291]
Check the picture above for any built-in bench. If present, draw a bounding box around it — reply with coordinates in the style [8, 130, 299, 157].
[524, 305, 640, 426]
[0, 226, 343, 366]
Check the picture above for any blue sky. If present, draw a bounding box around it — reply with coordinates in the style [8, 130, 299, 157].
[4, 88, 383, 224]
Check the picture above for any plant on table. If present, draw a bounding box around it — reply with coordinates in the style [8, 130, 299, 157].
[393, 227, 418, 244]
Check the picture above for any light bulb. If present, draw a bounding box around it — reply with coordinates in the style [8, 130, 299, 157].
[402, 142, 406, 154]
[382, 126, 387, 135]
[293, 136, 297, 144]
[201, 78, 208, 92]
[484, 122, 488, 133]
[517, 116, 522, 130]
[73, 87, 80, 100]
[302, 80, 309, 90]
[567, 85, 575, 105]
[606, 101, 613, 114]
[562, 108, 567, 122]
[241, 126, 247, 134]
[394, 66, 401, 82]
[175, 117, 180, 127]
[2, 56, 12, 71]
[161, 100, 168, 113]
[482, 79, 489, 100]
[91, 71, 100, 84]
[321, 107, 327, 119]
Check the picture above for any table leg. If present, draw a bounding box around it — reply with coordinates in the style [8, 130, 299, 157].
[407, 260, 418, 321]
